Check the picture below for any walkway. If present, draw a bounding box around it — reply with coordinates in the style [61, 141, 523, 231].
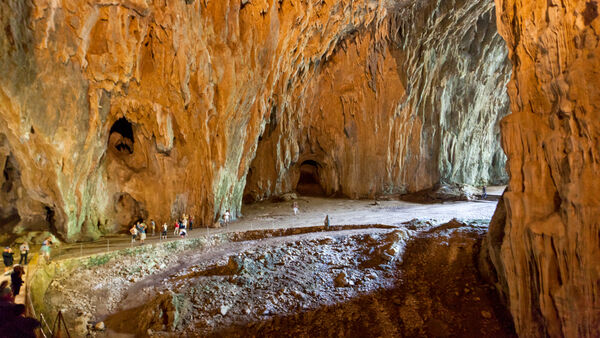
[52, 187, 504, 261]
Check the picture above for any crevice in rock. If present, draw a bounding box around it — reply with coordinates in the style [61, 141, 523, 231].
[268, 105, 278, 136]
[2, 155, 16, 193]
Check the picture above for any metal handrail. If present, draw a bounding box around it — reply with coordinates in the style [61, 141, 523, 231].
[39, 313, 51, 338]
[24, 254, 54, 338]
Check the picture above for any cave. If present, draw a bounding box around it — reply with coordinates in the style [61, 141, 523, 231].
[0, 1, 597, 337]
[113, 192, 147, 233]
[295, 160, 326, 197]
[0, 155, 21, 230]
[1, 155, 17, 194]
[109, 117, 134, 154]
[44, 205, 57, 234]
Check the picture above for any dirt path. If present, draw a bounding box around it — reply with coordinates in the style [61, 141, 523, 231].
[54, 186, 504, 261]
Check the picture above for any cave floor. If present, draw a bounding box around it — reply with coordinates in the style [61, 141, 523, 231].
[53, 186, 505, 260]
[34, 187, 516, 337]
[42, 221, 515, 337]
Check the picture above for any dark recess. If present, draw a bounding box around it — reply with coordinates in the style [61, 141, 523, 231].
[45, 205, 59, 236]
[296, 160, 325, 196]
[2, 156, 16, 193]
[109, 117, 135, 154]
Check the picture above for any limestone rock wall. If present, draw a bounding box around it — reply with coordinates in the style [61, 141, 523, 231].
[0, 0, 509, 241]
[0, 0, 399, 240]
[484, 0, 600, 336]
[244, 0, 511, 201]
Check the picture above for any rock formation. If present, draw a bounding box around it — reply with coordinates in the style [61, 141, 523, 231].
[0, 0, 509, 241]
[482, 0, 600, 336]
[244, 1, 511, 200]
[3, 0, 597, 336]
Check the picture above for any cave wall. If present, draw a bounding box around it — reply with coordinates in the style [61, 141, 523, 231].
[0, 0, 413, 241]
[0, 0, 509, 241]
[484, 0, 600, 336]
[244, 0, 511, 201]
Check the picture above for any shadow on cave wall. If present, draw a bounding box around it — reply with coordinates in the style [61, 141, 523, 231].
[0, 152, 59, 243]
[112, 192, 147, 233]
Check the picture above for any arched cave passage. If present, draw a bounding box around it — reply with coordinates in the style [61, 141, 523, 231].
[295, 160, 326, 197]
[0, 154, 21, 228]
[109, 117, 135, 154]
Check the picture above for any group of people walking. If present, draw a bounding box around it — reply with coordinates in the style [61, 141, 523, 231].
[1, 275, 39, 337]
[1, 237, 53, 307]
[130, 214, 198, 244]
[172, 214, 193, 238]
[2, 243, 30, 274]
[2, 238, 50, 274]
[0, 245, 36, 337]
[127, 210, 239, 245]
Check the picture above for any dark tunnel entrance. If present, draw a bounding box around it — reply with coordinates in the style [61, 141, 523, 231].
[296, 160, 325, 196]
[109, 118, 134, 154]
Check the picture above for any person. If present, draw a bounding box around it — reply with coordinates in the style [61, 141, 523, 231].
[223, 210, 230, 226]
[292, 202, 299, 215]
[179, 220, 187, 238]
[18, 242, 29, 265]
[324, 215, 330, 228]
[150, 219, 156, 236]
[0, 281, 12, 303]
[161, 222, 168, 240]
[10, 265, 24, 297]
[482, 186, 487, 199]
[182, 216, 188, 231]
[0, 299, 41, 338]
[174, 220, 180, 236]
[3, 247, 14, 273]
[189, 216, 193, 231]
[42, 237, 53, 263]
[139, 221, 147, 244]
[130, 224, 138, 243]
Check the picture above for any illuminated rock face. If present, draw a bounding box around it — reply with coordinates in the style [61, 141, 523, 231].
[0, 0, 508, 241]
[244, 3, 511, 200]
[482, 0, 600, 336]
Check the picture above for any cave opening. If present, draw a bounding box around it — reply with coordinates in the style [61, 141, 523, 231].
[296, 160, 326, 196]
[0, 155, 21, 229]
[44, 205, 58, 235]
[2, 155, 16, 193]
[109, 118, 134, 154]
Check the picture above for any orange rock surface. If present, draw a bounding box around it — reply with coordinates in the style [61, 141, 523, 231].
[1, 0, 597, 336]
[483, 0, 600, 336]
[0, 0, 509, 240]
